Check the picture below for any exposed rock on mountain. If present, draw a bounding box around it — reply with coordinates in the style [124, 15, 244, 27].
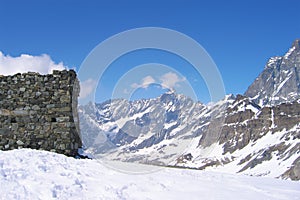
[245, 39, 300, 106]
[178, 95, 300, 180]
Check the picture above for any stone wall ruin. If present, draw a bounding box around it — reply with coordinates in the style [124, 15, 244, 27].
[0, 70, 82, 156]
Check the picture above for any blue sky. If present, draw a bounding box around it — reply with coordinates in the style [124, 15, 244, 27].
[1, 0, 300, 104]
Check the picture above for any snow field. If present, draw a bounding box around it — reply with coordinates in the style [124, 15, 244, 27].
[0, 149, 299, 200]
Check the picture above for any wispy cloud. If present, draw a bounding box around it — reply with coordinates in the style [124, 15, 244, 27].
[159, 72, 186, 89]
[0, 51, 67, 75]
[79, 78, 98, 99]
[131, 75, 156, 89]
[128, 72, 186, 94]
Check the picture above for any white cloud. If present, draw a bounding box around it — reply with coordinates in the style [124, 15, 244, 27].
[131, 75, 156, 89]
[159, 72, 186, 89]
[129, 73, 186, 93]
[0, 51, 67, 75]
[130, 82, 140, 89]
[79, 78, 98, 99]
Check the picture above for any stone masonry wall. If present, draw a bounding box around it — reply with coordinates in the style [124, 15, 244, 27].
[0, 70, 82, 156]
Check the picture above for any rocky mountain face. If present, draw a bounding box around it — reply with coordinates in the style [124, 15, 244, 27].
[79, 40, 300, 180]
[245, 39, 300, 106]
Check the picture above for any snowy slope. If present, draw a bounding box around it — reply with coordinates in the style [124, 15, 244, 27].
[176, 96, 300, 180]
[177, 125, 300, 178]
[1, 149, 299, 200]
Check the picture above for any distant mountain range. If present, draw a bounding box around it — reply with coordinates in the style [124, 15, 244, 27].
[79, 40, 300, 180]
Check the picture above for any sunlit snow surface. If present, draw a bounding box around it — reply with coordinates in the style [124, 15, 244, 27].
[0, 149, 299, 200]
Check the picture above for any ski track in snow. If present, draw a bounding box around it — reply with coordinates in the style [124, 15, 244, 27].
[0, 149, 299, 200]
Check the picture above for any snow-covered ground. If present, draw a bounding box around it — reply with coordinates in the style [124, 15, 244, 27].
[0, 149, 299, 200]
